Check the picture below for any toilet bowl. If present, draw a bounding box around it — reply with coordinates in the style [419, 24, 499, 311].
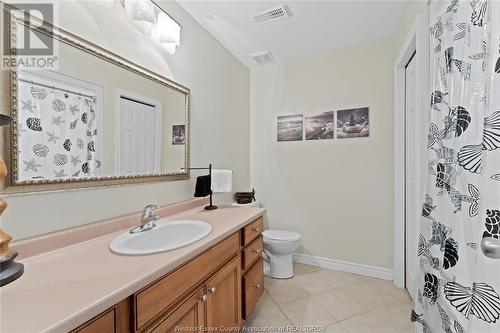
[262, 230, 301, 279]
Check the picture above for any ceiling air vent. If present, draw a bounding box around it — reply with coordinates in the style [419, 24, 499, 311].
[250, 50, 275, 65]
[252, 5, 291, 24]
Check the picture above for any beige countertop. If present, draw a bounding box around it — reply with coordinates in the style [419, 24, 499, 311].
[0, 205, 265, 333]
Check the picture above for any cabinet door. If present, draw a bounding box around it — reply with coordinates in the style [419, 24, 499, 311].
[74, 309, 115, 333]
[206, 256, 241, 332]
[148, 288, 207, 333]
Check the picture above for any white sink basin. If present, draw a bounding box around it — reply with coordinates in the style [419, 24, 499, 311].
[110, 219, 212, 255]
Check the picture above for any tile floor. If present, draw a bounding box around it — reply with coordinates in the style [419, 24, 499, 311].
[245, 263, 413, 333]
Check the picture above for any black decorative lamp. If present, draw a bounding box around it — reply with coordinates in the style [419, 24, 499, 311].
[0, 114, 24, 286]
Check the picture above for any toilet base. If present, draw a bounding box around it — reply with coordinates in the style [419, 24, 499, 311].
[264, 253, 294, 279]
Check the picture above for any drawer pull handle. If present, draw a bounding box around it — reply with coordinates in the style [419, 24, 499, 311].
[209, 287, 217, 294]
[253, 249, 261, 254]
[254, 283, 261, 289]
[254, 227, 260, 232]
[200, 294, 208, 302]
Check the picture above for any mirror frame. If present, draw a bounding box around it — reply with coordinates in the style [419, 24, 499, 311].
[1, 5, 190, 194]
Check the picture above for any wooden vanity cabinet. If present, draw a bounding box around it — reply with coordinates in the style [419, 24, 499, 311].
[72, 298, 131, 333]
[144, 287, 206, 333]
[240, 218, 264, 321]
[242, 236, 263, 270]
[243, 257, 264, 318]
[72, 216, 265, 333]
[206, 256, 242, 331]
[73, 309, 115, 333]
[242, 217, 263, 247]
[134, 233, 240, 331]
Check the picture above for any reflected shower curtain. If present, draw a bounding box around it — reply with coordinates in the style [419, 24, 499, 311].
[413, 1, 500, 333]
[17, 80, 102, 181]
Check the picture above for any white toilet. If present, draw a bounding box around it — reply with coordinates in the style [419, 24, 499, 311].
[262, 229, 301, 279]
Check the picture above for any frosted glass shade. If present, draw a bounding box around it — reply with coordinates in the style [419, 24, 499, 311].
[157, 12, 181, 46]
[124, 0, 156, 24]
[131, 20, 156, 39]
[96, 0, 115, 8]
[162, 42, 177, 55]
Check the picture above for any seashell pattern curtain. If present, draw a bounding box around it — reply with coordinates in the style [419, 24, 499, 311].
[17, 80, 102, 181]
[413, 1, 500, 332]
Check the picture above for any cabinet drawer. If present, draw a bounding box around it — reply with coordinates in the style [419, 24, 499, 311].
[242, 236, 263, 270]
[74, 309, 115, 333]
[135, 232, 240, 331]
[242, 257, 264, 318]
[242, 217, 263, 246]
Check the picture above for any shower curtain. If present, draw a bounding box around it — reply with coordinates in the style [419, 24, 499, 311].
[413, 1, 500, 332]
[17, 80, 102, 181]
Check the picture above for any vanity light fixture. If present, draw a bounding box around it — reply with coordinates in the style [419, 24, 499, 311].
[156, 11, 181, 54]
[96, 0, 115, 8]
[123, 0, 157, 38]
[123, 0, 156, 24]
[122, 0, 182, 55]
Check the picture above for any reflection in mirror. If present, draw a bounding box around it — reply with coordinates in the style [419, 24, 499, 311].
[8, 13, 189, 188]
[17, 70, 104, 181]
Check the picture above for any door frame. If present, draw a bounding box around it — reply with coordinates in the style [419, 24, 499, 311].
[393, 15, 425, 289]
[115, 89, 162, 175]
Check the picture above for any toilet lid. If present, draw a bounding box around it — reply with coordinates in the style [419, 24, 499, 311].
[263, 229, 301, 242]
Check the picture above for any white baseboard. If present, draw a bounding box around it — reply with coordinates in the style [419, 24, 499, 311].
[293, 253, 394, 281]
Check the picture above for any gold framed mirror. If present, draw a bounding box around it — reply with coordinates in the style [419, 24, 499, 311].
[1, 5, 190, 194]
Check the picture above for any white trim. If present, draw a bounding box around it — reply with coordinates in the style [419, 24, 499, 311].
[393, 15, 423, 290]
[293, 254, 393, 281]
[115, 89, 162, 174]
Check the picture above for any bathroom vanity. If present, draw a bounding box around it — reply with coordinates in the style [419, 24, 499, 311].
[0, 201, 265, 333]
[74, 218, 264, 333]
[0, 6, 266, 332]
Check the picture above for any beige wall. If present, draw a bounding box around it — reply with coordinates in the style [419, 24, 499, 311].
[1, 0, 250, 240]
[250, 1, 430, 271]
[251, 39, 395, 269]
[393, 1, 428, 53]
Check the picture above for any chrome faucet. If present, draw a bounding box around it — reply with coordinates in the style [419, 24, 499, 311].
[129, 205, 160, 234]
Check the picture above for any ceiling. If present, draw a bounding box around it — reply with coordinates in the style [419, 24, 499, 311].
[177, 1, 409, 68]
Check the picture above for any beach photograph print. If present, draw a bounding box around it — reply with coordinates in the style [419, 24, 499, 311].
[305, 111, 334, 140]
[277, 114, 303, 142]
[337, 107, 369, 139]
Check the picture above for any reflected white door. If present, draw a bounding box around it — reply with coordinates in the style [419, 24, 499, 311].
[118, 97, 156, 175]
[405, 53, 417, 299]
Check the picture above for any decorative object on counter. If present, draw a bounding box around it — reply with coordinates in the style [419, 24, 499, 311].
[305, 111, 334, 140]
[0, 114, 24, 287]
[277, 114, 303, 142]
[186, 164, 233, 210]
[337, 107, 369, 139]
[235, 189, 256, 204]
[0, 114, 13, 126]
[172, 124, 186, 145]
